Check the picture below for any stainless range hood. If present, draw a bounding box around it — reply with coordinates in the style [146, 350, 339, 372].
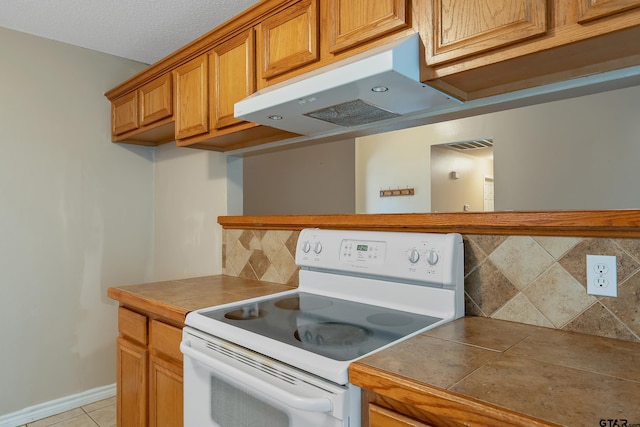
[234, 34, 462, 136]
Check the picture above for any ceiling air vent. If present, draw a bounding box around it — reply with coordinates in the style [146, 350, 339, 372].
[445, 138, 493, 151]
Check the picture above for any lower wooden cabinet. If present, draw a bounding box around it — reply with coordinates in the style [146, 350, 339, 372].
[116, 307, 184, 427]
[116, 337, 148, 427]
[149, 355, 183, 427]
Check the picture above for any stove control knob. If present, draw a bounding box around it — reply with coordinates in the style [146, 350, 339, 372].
[427, 250, 439, 265]
[313, 241, 323, 254]
[408, 248, 420, 264]
[301, 241, 311, 253]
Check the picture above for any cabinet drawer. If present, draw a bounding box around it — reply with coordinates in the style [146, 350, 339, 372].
[150, 319, 183, 363]
[369, 404, 435, 427]
[118, 307, 148, 345]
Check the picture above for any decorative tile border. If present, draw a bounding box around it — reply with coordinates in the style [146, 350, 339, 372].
[223, 229, 640, 343]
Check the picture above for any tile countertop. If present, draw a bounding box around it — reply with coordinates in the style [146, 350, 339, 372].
[107, 275, 295, 326]
[349, 317, 640, 427]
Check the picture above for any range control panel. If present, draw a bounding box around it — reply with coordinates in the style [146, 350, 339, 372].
[339, 239, 386, 265]
[296, 228, 463, 287]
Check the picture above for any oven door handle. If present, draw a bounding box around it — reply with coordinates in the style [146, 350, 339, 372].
[180, 340, 333, 413]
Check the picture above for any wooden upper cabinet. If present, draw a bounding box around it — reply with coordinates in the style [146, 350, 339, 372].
[109, 72, 174, 145]
[112, 91, 139, 136]
[210, 29, 255, 130]
[257, 0, 319, 81]
[174, 54, 209, 140]
[427, 0, 548, 65]
[139, 73, 172, 127]
[328, 0, 409, 53]
[578, 0, 640, 22]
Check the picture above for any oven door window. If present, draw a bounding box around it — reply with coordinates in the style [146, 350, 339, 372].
[209, 375, 341, 427]
[211, 375, 288, 426]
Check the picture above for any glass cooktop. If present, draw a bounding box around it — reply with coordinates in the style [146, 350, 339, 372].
[200, 291, 442, 361]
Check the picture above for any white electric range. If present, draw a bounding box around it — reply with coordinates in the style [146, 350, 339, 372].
[181, 228, 464, 427]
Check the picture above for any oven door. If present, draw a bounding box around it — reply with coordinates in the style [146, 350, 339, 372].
[181, 327, 358, 427]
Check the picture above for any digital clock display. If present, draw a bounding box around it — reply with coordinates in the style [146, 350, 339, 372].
[357, 244, 368, 251]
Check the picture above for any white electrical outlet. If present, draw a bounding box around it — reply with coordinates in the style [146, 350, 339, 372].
[586, 255, 617, 297]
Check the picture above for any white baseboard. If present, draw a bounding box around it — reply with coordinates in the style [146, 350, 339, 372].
[0, 384, 116, 427]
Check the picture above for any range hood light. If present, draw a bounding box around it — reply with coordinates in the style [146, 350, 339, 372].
[268, 115, 283, 121]
[371, 86, 388, 93]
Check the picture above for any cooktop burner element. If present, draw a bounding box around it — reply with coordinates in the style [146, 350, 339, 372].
[223, 303, 266, 320]
[185, 228, 464, 385]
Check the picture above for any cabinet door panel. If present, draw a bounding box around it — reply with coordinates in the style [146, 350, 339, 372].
[578, 0, 640, 22]
[117, 337, 148, 427]
[149, 355, 183, 427]
[140, 73, 172, 126]
[175, 55, 209, 139]
[211, 29, 255, 130]
[112, 92, 139, 136]
[259, 0, 319, 79]
[429, 0, 547, 65]
[328, 0, 408, 53]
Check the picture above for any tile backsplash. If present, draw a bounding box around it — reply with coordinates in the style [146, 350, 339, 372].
[223, 229, 640, 343]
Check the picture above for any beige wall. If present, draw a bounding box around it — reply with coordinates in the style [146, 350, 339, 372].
[356, 84, 640, 213]
[0, 28, 152, 414]
[152, 143, 228, 280]
[242, 139, 355, 215]
[0, 28, 229, 417]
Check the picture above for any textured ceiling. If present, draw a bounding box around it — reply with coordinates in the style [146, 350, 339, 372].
[0, 0, 261, 65]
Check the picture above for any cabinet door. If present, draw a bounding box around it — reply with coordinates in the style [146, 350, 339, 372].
[149, 355, 183, 427]
[139, 73, 173, 127]
[578, 0, 640, 22]
[117, 337, 148, 427]
[328, 0, 409, 53]
[258, 0, 319, 80]
[428, 0, 547, 65]
[174, 54, 209, 140]
[112, 91, 139, 136]
[210, 29, 255, 130]
[369, 404, 435, 427]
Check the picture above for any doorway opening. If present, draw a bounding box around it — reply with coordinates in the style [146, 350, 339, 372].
[430, 138, 494, 212]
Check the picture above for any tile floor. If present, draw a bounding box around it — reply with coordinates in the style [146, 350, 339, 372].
[17, 397, 115, 427]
